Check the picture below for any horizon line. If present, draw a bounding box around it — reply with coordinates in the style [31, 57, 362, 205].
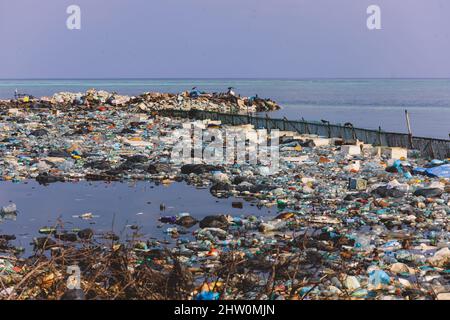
[2, 77, 450, 81]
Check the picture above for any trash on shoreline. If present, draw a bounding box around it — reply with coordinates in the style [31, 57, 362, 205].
[0, 89, 448, 300]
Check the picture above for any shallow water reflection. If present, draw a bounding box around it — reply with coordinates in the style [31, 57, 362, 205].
[0, 180, 273, 254]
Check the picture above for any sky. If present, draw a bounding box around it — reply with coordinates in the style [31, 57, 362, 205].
[1, 0, 450, 79]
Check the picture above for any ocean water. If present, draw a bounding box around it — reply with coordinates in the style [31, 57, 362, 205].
[0, 79, 449, 139]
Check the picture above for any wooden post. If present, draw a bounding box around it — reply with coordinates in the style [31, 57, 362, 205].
[378, 126, 382, 146]
[302, 117, 310, 134]
[429, 141, 435, 159]
[405, 110, 413, 149]
[324, 121, 331, 138]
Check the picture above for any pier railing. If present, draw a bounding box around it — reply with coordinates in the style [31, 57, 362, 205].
[159, 109, 450, 159]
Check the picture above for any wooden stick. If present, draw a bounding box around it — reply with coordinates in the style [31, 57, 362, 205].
[405, 110, 413, 149]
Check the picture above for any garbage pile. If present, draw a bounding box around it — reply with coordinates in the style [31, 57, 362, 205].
[0, 89, 281, 114]
[0, 99, 449, 300]
[0, 226, 180, 300]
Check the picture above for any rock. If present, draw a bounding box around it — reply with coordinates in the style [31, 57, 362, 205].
[199, 215, 230, 229]
[147, 163, 171, 174]
[48, 149, 72, 158]
[344, 192, 370, 201]
[36, 173, 65, 185]
[210, 182, 232, 196]
[390, 262, 413, 274]
[77, 228, 94, 239]
[0, 234, 16, 241]
[413, 188, 443, 198]
[371, 186, 406, 198]
[176, 216, 198, 228]
[30, 129, 49, 137]
[54, 233, 78, 242]
[119, 156, 150, 171]
[181, 164, 222, 175]
[123, 154, 148, 163]
[427, 247, 450, 267]
[84, 160, 111, 170]
[232, 176, 249, 185]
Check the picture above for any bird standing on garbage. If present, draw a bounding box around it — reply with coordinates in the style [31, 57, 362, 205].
[227, 87, 236, 96]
